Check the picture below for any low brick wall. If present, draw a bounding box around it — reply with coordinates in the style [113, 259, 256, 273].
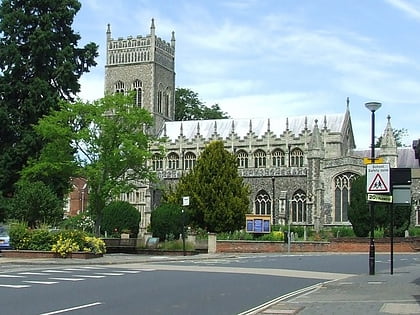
[1, 250, 103, 259]
[215, 237, 420, 253]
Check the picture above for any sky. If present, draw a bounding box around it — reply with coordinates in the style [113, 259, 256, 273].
[73, 0, 420, 149]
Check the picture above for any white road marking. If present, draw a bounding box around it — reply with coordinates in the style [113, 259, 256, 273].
[43, 270, 70, 273]
[73, 275, 105, 278]
[94, 272, 124, 276]
[39, 301, 102, 315]
[0, 284, 30, 288]
[23, 281, 58, 285]
[49, 277, 85, 281]
[0, 274, 25, 278]
[19, 272, 47, 275]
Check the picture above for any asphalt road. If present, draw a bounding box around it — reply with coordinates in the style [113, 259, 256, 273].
[0, 253, 417, 315]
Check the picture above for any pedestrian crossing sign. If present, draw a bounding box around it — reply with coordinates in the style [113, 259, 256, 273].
[366, 163, 390, 193]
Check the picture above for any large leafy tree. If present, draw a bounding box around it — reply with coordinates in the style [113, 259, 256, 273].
[175, 88, 229, 120]
[166, 140, 250, 233]
[0, 0, 98, 196]
[23, 93, 158, 234]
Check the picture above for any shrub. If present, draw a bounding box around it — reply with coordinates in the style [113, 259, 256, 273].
[28, 228, 56, 251]
[83, 236, 106, 254]
[217, 230, 254, 240]
[150, 203, 184, 241]
[9, 222, 31, 249]
[51, 235, 80, 257]
[101, 201, 140, 237]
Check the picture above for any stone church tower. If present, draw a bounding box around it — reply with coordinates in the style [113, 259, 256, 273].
[104, 20, 175, 235]
[104, 19, 176, 135]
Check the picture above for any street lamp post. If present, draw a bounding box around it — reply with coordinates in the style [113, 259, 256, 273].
[272, 177, 276, 225]
[365, 101, 382, 275]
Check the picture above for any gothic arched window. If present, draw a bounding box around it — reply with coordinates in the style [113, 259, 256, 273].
[115, 81, 125, 94]
[291, 148, 304, 167]
[132, 80, 142, 107]
[291, 190, 307, 223]
[167, 152, 180, 170]
[164, 87, 170, 116]
[152, 154, 163, 170]
[255, 190, 271, 215]
[254, 149, 266, 168]
[236, 150, 248, 168]
[184, 152, 196, 170]
[334, 172, 357, 222]
[272, 149, 285, 167]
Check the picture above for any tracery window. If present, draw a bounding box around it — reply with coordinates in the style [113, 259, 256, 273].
[272, 149, 285, 167]
[291, 148, 304, 167]
[290, 190, 306, 223]
[164, 88, 170, 116]
[334, 172, 357, 222]
[115, 81, 125, 94]
[157, 90, 162, 113]
[255, 190, 271, 215]
[184, 152, 196, 170]
[152, 154, 163, 170]
[133, 80, 142, 107]
[236, 150, 248, 168]
[167, 152, 180, 170]
[254, 149, 266, 168]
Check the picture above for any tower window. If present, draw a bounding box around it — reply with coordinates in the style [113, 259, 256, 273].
[133, 80, 142, 107]
[115, 81, 125, 94]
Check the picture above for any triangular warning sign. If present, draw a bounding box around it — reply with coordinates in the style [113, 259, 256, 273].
[368, 173, 388, 192]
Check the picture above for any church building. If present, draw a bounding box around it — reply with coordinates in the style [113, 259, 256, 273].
[104, 20, 419, 236]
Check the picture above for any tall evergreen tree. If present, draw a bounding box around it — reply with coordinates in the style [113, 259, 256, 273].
[167, 140, 250, 233]
[0, 0, 98, 196]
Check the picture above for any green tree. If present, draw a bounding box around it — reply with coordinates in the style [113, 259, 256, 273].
[376, 128, 408, 147]
[0, 0, 98, 197]
[175, 88, 229, 120]
[101, 201, 140, 237]
[166, 140, 250, 233]
[9, 181, 63, 228]
[348, 175, 409, 237]
[23, 93, 158, 234]
[150, 203, 183, 241]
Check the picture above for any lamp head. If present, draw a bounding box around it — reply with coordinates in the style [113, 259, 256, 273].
[365, 101, 382, 112]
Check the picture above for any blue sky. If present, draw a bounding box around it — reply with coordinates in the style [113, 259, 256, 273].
[74, 0, 420, 149]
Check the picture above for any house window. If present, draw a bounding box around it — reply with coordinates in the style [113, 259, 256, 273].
[236, 150, 248, 168]
[254, 149, 266, 168]
[255, 190, 271, 215]
[133, 80, 142, 107]
[272, 149, 285, 167]
[184, 152, 196, 170]
[167, 152, 180, 170]
[334, 173, 357, 222]
[291, 148, 304, 167]
[291, 190, 306, 223]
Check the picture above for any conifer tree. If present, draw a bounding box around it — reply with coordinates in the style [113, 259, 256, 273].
[0, 0, 98, 196]
[167, 140, 250, 233]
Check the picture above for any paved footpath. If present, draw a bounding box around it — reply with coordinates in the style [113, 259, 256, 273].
[1, 253, 419, 314]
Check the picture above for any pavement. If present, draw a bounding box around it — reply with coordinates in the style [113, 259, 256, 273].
[0, 252, 419, 315]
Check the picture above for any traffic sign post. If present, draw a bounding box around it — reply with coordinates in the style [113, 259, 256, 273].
[366, 163, 390, 194]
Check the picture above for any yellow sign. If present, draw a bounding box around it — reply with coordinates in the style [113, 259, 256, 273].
[367, 193, 392, 203]
[363, 157, 384, 165]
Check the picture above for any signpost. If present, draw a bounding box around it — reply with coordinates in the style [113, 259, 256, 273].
[363, 157, 384, 164]
[366, 163, 390, 194]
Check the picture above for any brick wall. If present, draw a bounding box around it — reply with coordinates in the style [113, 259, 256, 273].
[216, 237, 420, 253]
